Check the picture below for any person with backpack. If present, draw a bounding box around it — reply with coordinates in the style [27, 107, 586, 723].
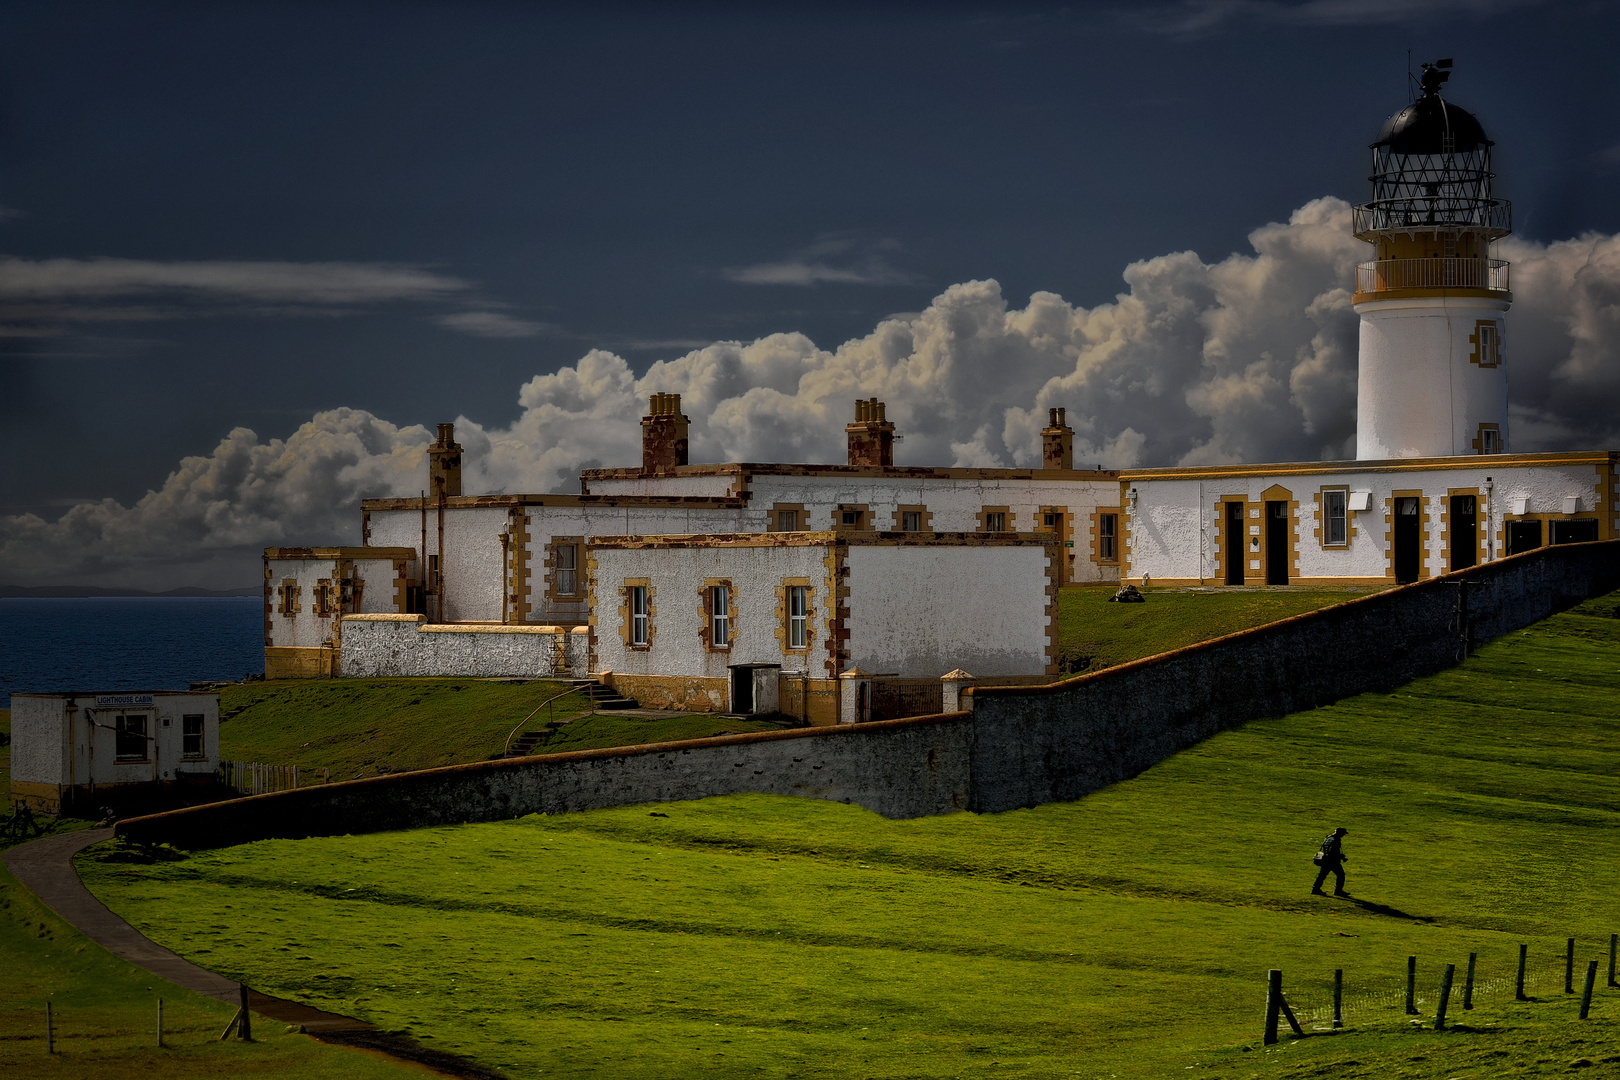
[1311, 827, 1349, 896]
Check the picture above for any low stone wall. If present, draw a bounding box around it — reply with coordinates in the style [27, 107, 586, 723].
[964, 539, 1620, 813]
[338, 616, 589, 679]
[117, 714, 973, 848]
[265, 646, 336, 679]
[604, 673, 729, 713]
[119, 541, 1618, 848]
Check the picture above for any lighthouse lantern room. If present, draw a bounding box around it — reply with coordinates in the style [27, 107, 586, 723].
[1353, 59, 1514, 460]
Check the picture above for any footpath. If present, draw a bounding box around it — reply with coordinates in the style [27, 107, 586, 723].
[2, 829, 505, 1080]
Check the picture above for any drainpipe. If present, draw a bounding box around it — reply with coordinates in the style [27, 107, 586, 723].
[1483, 477, 1494, 561]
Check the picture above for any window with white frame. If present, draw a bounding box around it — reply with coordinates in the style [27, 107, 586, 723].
[554, 542, 579, 596]
[1097, 512, 1118, 562]
[788, 585, 809, 649]
[709, 583, 731, 648]
[984, 511, 1006, 533]
[628, 585, 649, 646]
[182, 714, 205, 759]
[901, 511, 922, 532]
[1323, 488, 1349, 547]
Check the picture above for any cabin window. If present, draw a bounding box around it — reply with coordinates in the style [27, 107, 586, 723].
[182, 714, 205, 759]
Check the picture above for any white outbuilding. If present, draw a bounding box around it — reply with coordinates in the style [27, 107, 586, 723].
[9, 690, 220, 814]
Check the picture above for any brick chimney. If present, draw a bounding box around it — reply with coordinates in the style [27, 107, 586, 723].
[641, 392, 690, 473]
[846, 398, 895, 468]
[428, 423, 463, 497]
[1041, 407, 1073, 471]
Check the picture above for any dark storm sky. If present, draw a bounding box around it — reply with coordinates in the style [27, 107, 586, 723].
[3, 1, 1618, 522]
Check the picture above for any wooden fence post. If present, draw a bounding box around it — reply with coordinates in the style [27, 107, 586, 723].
[1464, 952, 1477, 1010]
[1609, 934, 1617, 989]
[1265, 970, 1281, 1046]
[1435, 963, 1455, 1031]
[238, 983, 252, 1041]
[1406, 955, 1419, 1015]
[157, 997, 164, 1047]
[45, 1001, 53, 1054]
[1566, 938, 1576, 994]
[1516, 944, 1528, 1001]
[1581, 960, 1599, 1020]
[1333, 968, 1343, 1029]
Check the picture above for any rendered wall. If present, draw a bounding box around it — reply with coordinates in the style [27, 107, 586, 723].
[1356, 297, 1511, 460]
[844, 544, 1054, 676]
[590, 543, 833, 679]
[9, 697, 64, 787]
[1125, 461, 1611, 585]
[117, 713, 976, 847]
[337, 615, 589, 679]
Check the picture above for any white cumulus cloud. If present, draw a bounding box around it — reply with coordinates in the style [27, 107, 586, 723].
[6, 196, 1620, 589]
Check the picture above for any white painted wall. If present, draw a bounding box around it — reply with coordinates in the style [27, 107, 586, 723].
[1356, 296, 1511, 460]
[264, 556, 409, 647]
[590, 542, 833, 678]
[1124, 461, 1607, 583]
[844, 545, 1052, 677]
[11, 692, 219, 788]
[583, 474, 740, 497]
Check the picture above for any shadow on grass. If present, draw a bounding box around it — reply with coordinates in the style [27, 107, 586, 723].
[1342, 895, 1435, 922]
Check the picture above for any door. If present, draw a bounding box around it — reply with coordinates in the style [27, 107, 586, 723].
[1264, 501, 1290, 585]
[1449, 495, 1478, 571]
[1225, 501, 1245, 586]
[1394, 497, 1422, 583]
[730, 667, 753, 714]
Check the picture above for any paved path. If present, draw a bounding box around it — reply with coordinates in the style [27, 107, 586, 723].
[3, 829, 505, 1078]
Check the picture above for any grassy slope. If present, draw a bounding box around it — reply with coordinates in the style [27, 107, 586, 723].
[1058, 585, 1386, 672]
[75, 594, 1620, 1078]
[0, 862, 421, 1079]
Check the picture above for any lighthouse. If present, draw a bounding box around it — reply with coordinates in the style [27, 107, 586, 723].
[1353, 59, 1513, 460]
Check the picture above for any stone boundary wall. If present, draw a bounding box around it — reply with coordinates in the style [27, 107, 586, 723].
[337, 615, 590, 679]
[117, 714, 972, 848]
[117, 541, 1617, 848]
[964, 539, 1620, 813]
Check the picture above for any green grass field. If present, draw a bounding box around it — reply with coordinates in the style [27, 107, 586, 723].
[70, 592, 1620, 1078]
[1057, 584, 1387, 672]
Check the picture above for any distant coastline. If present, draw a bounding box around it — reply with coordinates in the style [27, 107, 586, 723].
[0, 585, 260, 598]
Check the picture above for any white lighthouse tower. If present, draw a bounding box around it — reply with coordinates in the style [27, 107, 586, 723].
[1353, 60, 1513, 460]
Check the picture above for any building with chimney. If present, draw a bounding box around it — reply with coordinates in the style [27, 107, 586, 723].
[262, 61, 1615, 717]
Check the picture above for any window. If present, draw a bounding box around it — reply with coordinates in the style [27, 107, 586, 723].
[902, 511, 922, 532]
[114, 714, 148, 762]
[709, 583, 730, 648]
[787, 585, 809, 649]
[278, 579, 299, 617]
[555, 543, 578, 596]
[1475, 424, 1502, 455]
[836, 504, 869, 529]
[1473, 321, 1501, 368]
[985, 512, 1006, 532]
[770, 504, 805, 532]
[182, 714, 205, 759]
[1322, 489, 1348, 547]
[1098, 512, 1118, 561]
[312, 579, 335, 617]
[629, 585, 649, 646]
[1552, 519, 1600, 545]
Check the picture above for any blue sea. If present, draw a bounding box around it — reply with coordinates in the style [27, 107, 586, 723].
[0, 598, 264, 708]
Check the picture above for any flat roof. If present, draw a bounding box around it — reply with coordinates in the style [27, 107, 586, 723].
[263, 546, 418, 559]
[1119, 449, 1618, 482]
[360, 493, 749, 511]
[588, 530, 1060, 549]
[580, 463, 1119, 483]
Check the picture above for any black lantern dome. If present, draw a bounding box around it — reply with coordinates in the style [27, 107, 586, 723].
[1353, 60, 1511, 242]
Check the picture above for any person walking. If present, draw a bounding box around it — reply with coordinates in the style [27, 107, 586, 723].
[1311, 827, 1349, 896]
